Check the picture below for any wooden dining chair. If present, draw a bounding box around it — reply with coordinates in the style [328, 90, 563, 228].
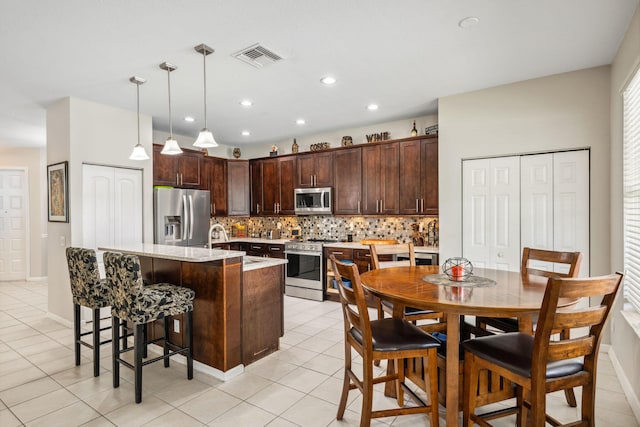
[370, 243, 445, 333]
[462, 272, 622, 427]
[330, 255, 440, 427]
[473, 247, 583, 406]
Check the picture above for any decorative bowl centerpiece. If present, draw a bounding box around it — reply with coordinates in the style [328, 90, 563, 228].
[442, 257, 473, 281]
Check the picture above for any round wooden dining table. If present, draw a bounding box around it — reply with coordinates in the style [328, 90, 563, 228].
[359, 265, 577, 427]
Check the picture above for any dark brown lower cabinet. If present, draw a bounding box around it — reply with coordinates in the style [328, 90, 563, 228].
[242, 264, 284, 365]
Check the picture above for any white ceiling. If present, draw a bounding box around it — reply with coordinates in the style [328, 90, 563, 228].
[0, 0, 637, 148]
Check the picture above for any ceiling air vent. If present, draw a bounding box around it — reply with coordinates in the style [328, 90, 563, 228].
[232, 43, 283, 68]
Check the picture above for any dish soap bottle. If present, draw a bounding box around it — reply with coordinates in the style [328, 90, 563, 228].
[411, 120, 418, 136]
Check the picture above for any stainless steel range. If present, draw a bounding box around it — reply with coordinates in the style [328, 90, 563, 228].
[284, 240, 331, 301]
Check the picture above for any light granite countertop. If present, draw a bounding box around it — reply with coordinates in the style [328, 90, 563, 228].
[98, 243, 245, 263]
[217, 237, 439, 253]
[242, 255, 288, 272]
[323, 242, 439, 253]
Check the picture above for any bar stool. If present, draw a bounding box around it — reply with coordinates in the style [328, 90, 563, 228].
[103, 251, 195, 404]
[65, 247, 113, 377]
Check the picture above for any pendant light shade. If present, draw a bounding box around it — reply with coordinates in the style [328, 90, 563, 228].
[159, 62, 182, 155]
[128, 76, 150, 161]
[193, 43, 218, 148]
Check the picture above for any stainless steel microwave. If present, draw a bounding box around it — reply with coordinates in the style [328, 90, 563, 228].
[294, 187, 332, 215]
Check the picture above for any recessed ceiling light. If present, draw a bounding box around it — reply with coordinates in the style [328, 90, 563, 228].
[296, 118, 306, 125]
[320, 76, 336, 85]
[458, 16, 479, 28]
[241, 130, 251, 136]
[367, 104, 379, 111]
[240, 100, 253, 107]
[184, 116, 195, 122]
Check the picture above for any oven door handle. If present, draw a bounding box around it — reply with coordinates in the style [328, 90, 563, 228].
[285, 251, 322, 257]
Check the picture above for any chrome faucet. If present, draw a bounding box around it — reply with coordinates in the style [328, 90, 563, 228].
[208, 224, 229, 247]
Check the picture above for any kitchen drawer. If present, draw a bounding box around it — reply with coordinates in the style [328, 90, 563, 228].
[246, 243, 267, 257]
[266, 244, 285, 259]
[211, 243, 230, 250]
[324, 247, 353, 260]
[229, 242, 246, 251]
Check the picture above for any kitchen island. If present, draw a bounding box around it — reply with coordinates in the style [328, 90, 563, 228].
[98, 244, 287, 380]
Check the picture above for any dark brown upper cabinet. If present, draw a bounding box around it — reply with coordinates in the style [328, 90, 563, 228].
[153, 144, 204, 189]
[296, 151, 333, 188]
[333, 148, 362, 215]
[251, 156, 297, 216]
[398, 137, 438, 215]
[362, 142, 399, 215]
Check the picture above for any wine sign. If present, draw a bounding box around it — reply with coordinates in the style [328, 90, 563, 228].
[365, 131, 390, 142]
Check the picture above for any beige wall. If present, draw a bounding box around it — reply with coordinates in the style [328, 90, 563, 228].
[610, 3, 640, 419]
[0, 146, 47, 278]
[46, 97, 154, 321]
[438, 66, 611, 278]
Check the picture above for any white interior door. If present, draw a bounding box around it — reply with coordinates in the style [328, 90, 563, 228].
[0, 169, 27, 281]
[463, 157, 520, 270]
[113, 168, 143, 248]
[553, 150, 589, 276]
[463, 159, 491, 268]
[521, 153, 554, 272]
[82, 164, 142, 318]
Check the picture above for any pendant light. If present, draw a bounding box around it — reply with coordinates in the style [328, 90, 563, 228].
[128, 76, 150, 161]
[193, 43, 218, 148]
[159, 61, 182, 155]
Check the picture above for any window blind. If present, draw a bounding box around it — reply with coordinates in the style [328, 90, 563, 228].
[623, 67, 640, 313]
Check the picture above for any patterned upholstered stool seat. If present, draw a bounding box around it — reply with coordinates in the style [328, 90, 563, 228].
[66, 247, 114, 377]
[104, 251, 195, 404]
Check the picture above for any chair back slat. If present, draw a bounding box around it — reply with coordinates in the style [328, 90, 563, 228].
[378, 260, 411, 269]
[331, 256, 372, 347]
[532, 273, 622, 374]
[547, 337, 595, 362]
[553, 307, 607, 331]
[521, 247, 582, 278]
[370, 243, 415, 270]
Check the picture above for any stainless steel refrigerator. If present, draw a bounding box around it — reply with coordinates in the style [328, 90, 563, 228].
[154, 188, 210, 247]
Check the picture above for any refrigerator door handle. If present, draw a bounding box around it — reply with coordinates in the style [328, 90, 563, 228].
[189, 195, 194, 239]
[182, 194, 189, 240]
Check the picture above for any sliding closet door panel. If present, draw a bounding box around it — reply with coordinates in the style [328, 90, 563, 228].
[463, 157, 520, 271]
[491, 157, 520, 270]
[463, 159, 491, 268]
[554, 150, 589, 276]
[114, 168, 143, 248]
[82, 165, 114, 253]
[521, 154, 554, 272]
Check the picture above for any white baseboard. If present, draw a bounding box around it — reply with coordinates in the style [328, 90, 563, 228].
[608, 347, 640, 424]
[46, 311, 73, 328]
[145, 343, 244, 381]
[27, 276, 48, 282]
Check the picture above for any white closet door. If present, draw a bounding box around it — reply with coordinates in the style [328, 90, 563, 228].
[82, 164, 142, 319]
[0, 170, 27, 281]
[490, 157, 521, 270]
[463, 159, 491, 268]
[82, 165, 114, 257]
[463, 157, 520, 270]
[521, 154, 554, 272]
[553, 150, 589, 276]
[113, 168, 143, 247]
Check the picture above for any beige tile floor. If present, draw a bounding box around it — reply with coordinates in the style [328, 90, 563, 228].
[0, 280, 638, 426]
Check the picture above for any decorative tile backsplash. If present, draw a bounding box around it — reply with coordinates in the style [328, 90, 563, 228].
[211, 216, 439, 246]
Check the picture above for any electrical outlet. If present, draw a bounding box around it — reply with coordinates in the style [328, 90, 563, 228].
[59, 235, 66, 247]
[173, 319, 180, 333]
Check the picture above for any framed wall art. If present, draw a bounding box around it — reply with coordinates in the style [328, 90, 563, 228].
[47, 161, 69, 222]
